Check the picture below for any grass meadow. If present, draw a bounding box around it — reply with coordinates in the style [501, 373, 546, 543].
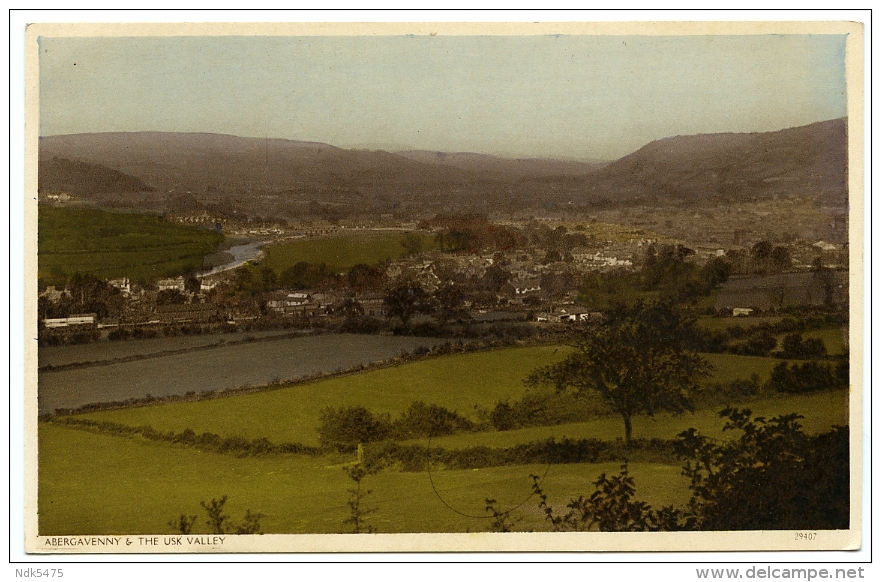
[39, 422, 690, 535]
[76, 345, 571, 444]
[262, 231, 436, 274]
[41, 344, 849, 535]
[696, 316, 784, 332]
[74, 347, 827, 446]
[39, 206, 223, 283]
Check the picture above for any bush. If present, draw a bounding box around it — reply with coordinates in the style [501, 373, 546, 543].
[391, 401, 473, 439]
[677, 408, 849, 530]
[317, 406, 391, 451]
[489, 401, 518, 431]
[171, 495, 265, 535]
[780, 333, 827, 359]
[768, 361, 843, 394]
[518, 409, 849, 532]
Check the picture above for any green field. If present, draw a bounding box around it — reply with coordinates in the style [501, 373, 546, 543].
[702, 352, 786, 383]
[38, 423, 690, 535]
[799, 328, 849, 356]
[262, 231, 436, 274]
[696, 316, 784, 332]
[78, 348, 801, 446]
[78, 345, 571, 445]
[39, 206, 224, 283]
[420, 389, 848, 449]
[41, 343, 850, 535]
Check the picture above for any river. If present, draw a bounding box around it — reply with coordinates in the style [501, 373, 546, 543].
[201, 240, 267, 276]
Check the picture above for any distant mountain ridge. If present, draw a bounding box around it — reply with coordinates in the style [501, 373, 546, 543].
[583, 118, 847, 205]
[38, 119, 848, 217]
[395, 150, 608, 179]
[38, 157, 154, 195]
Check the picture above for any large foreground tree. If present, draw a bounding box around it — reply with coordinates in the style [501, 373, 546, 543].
[527, 300, 710, 447]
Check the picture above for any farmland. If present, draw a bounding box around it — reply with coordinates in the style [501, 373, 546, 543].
[38, 329, 297, 368]
[73, 344, 570, 442]
[38, 206, 224, 284]
[40, 339, 850, 535]
[262, 231, 436, 274]
[38, 333, 453, 414]
[39, 421, 690, 535]
[421, 389, 848, 449]
[800, 327, 849, 356]
[70, 345, 824, 447]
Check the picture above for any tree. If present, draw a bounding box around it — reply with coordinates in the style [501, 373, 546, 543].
[156, 289, 187, 306]
[526, 408, 848, 532]
[780, 333, 827, 359]
[542, 249, 562, 265]
[750, 240, 773, 262]
[343, 459, 380, 533]
[347, 263, 386, 291]
[184, 272, 202, 294]
[526, 301, 710, 447]
[337, 297, 364, 319]
[317, 405, 390, 451]
[400, 232, 424, 257]
[433, 281, 464, 324]
[811, 258, 838, 307]
[259, 266, 277, 290]
[770, 245, 792, 269]
[482, 264, 511, 293]
[676, 408, 849, 530]
[531, 466, 690, 532]
[384, 285, 429, 327]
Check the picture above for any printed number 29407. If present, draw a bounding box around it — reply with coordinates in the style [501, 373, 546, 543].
[795, 532, 818, 541]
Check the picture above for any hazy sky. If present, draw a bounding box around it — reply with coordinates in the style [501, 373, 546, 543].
[38, 34, 847, 160]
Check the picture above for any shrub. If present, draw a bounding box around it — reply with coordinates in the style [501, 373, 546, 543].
[768, 361, 842, 394]
[391, 401, 473, 439]
[170, 495, 265, 535]
[489, 401, 517, 431]
[780, 333, 827, 359]
[521, 409, 849, 532]
[317, 406, 391, 451]
[677, 408, 849, 530]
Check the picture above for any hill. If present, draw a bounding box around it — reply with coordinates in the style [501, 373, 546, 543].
[581, 118, 847, 206]
[38, 205, 223, 283]
[39, 132, 479, 196]
[38, 157, 154, 195]
[38, 120, 848, 219]
[396, 150, 607, 179]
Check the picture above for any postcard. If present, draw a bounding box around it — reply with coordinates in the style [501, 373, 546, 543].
[23, 20, 864, 553]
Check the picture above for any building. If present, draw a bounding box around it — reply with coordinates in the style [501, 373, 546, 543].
[155, 304, 219, 324]
[158, 277, 186, 292]
[108, 278, 131, 296]
[42, 313, 96, 328]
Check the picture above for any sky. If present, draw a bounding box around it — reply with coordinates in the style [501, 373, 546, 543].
[38, 33, 847, 160]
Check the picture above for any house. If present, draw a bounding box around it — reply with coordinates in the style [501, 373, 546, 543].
[358, 293, 387, 318]
[43, 313, 96, 328]
[158, 277, 186, 291]
[108, 278, 131, 296]
[542, 307, 603, 323]
[39, 286, 66, 302]
[813, 241, 839, 252]
[513, 277, 542, 296]
[155, 304, 219, 324]
[265, 292, 319, 317]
